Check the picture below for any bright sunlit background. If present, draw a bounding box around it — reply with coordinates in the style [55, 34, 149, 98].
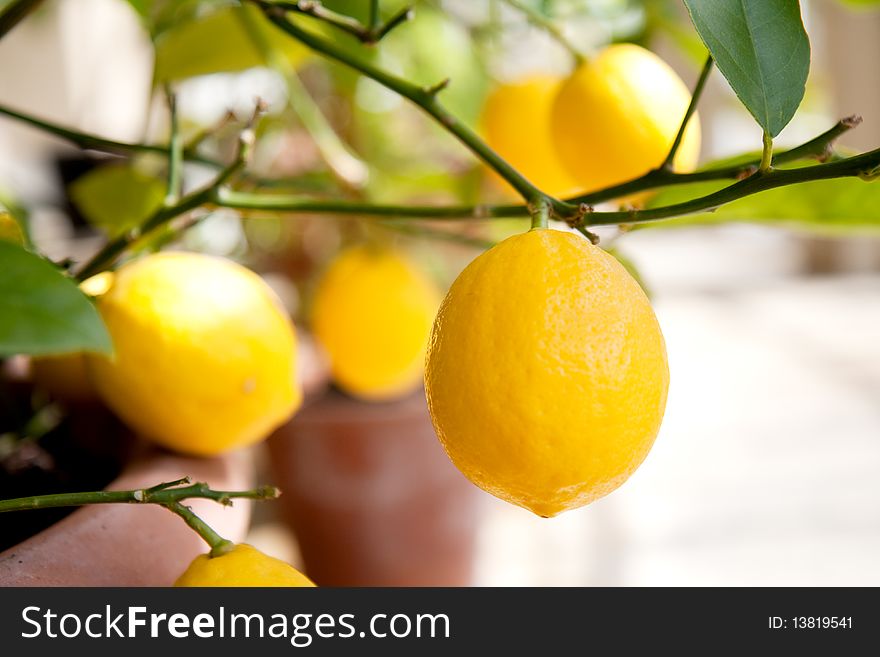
[1, 0, 878, 586]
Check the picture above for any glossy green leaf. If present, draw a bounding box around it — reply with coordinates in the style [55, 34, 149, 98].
[0, 241, 111, 357]
[69, 164, 165, 235]
[683, 0, 810, 137]
[154, 4, 309, 83]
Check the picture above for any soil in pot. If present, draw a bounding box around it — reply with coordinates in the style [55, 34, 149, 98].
[0, 366, 131, 551]
[267, 388, 481, 587]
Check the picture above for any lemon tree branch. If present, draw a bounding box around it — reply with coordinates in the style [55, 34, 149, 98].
[263, 1, 412, 44]
[0, 103, 223, 168]
[255, 0, 571, 219]
[662, 55, 712, 171]
[75, 108, 262, 280]
[0, 478, 279, 554]
[0, 0, 43, 40]
[213, 116, 877, 223]
[575, 146, 880, 227]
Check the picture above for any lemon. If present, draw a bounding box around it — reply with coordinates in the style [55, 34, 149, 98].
[87, 252, 300, 456]
[174, 544, 315, 587]
[425, 228, 668, 517]
[311, 244, 441, 400]
[480, 76, 581, 199]
[551, 44, 701, 194]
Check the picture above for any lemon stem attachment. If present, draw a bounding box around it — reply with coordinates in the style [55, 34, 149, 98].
[760, 131, 774, 172]
[0, 479, 281, 553]
[530, 198, 550, 230]
[163, 500, 235, 556]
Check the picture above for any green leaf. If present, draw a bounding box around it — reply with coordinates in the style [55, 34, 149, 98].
[645, 163, 880, 234]
[154, 4, 309, 83]
[683, 0, 810, 137]
[69, 164, 165, 235]
[0, 241, 112, 357]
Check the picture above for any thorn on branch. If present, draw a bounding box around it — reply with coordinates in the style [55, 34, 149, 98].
[424, 78, 451, 97]
[368, 6, 414, 44]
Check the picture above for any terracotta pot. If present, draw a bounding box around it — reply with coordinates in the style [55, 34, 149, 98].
[0, 446, 253, 586]
[268, 389, 480, 586]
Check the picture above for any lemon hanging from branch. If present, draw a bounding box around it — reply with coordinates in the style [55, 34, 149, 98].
[87, 252, 300, 456]
[425, 228, 668, 517]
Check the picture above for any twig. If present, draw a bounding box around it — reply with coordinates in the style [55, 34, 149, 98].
[0, 103, 223, 168]
[0, 0, 44, 40]
[75, 104, 263, 280]
[0, 479, 280, 556]
[760, 131, 774, 172]
[662, 55, 712, 170]
[164, 87, 184, 205]
[259, 3, 568, 215]
[262, 1, 412, 44]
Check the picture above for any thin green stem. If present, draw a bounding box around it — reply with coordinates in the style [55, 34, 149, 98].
[0, 103, 222, 168]
[0, 481, 280, 513]
[0, 480, 279, 553]
[217, 144, 880, 229]
[760, 131, 773, 172]
[75, 113, 259, 280]
[571, 116, 861, 206]
[500, 0, 585, 66]
[215, 187, 525, 218]
[770, 115, 860, 164]
[164, 88, 184, 205]
[662, 55, 712, 170]
[267, 1, 369, 41]
[0, 0, 44, 39]
[368, 0, 380, 33]
[263, 0, 410, 44]
[165, 501, 232, 554]
[258, 3, 569, 215]
[575, 145, 880, 227]
[370, 6, 413, 42]
[530, 197, 550, 230]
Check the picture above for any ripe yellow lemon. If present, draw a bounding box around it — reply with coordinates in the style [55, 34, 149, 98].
[311, 245, 441, 401]
[480, 76, 581, 199]
[87, 252, 300, 456]
[551, 44, 700, 194]
[425, 228, 668, 517]
[174, 544, 315, 587]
